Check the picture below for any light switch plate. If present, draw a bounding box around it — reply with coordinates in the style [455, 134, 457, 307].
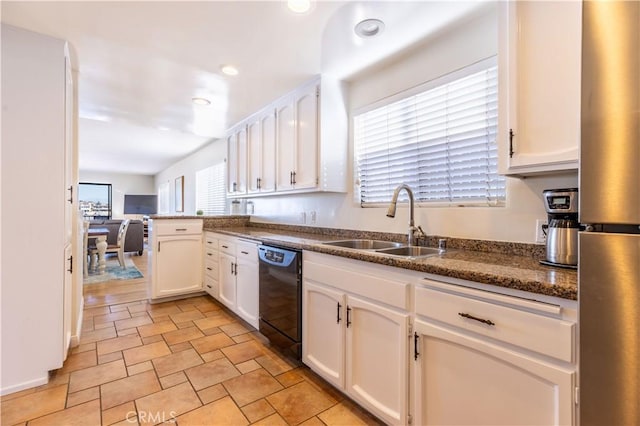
[535, 219, 548, 244]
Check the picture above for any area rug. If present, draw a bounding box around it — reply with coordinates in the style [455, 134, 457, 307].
[84, 258, 143, 284]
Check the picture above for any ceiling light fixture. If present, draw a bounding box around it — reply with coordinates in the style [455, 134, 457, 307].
[355, 18, 385, 38]
[192, 97, 211, 106]
[287, 0, 311, 14]
[221, 65, 239, 76]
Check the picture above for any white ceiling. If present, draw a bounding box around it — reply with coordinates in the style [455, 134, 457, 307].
[1, 1, 490, 175]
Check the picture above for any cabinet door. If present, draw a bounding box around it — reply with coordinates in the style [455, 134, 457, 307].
[276, 98, 295, 191]
[235, 126, 248, 194]
[227, 127, 248, 195]
[236, 258, 259, 329]
[498, 1, 581, 175]
[302, 280, 345, 389]
[218, 252, 236, 310]
[292, 84, 318, 189]
[63, 54, 74, 244]
[63, 244, 73, 360]
[413, 319, 575, 426]
[156, 236, 203, 298]
[227, 132, 239, 194]
[260, 110, 277, 193]
[345, 295, 409, 425]
[247, 118, 262, 194]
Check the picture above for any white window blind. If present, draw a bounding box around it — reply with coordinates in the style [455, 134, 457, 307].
[158, 181, 170, 214]
[196, 162, 226, 215]
[354, 58, 505, 206]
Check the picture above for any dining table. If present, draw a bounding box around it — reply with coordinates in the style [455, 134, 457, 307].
[87, 227, 109, 275]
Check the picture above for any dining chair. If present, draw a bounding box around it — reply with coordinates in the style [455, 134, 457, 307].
[90, 219, 130, 269]
[83, 221, 90, 277]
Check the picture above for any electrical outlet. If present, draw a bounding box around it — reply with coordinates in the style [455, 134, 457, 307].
[300, 212, 307, 224]
[309, 211, 317, 225]
[535, 219, 548, 244]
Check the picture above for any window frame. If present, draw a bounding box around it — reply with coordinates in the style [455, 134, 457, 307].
[78, 182, 113, 220]
[353, 56, 505, 208]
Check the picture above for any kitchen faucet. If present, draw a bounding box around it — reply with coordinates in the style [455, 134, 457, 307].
[386, 183, 426, 246]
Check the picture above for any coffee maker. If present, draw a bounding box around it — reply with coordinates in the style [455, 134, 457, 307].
[541, 188, 580, 268]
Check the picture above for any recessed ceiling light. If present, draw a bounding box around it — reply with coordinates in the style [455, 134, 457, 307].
[221, 65, 239, 76]
[288, 0, 311, 14]
[355, 18, 385, 38]
[192, 97, 211, 106]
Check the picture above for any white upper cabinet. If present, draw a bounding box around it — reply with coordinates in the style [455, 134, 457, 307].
[228, 75, 347, 197]
[227, 124, 247, 196]
[247, 109, 276, 194]
[498, 1, 582, 175]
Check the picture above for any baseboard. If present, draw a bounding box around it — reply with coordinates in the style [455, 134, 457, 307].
[70, 298, 84, 347]
[0, 375, 49, 397]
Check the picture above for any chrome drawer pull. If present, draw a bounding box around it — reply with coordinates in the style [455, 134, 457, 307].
[458, 312, 495, 326]
[175, 228, 187, 231]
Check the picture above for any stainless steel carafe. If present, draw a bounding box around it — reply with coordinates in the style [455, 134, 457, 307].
[542, 188, 580, 267]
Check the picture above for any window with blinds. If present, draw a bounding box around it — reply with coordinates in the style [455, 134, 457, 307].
[354, 57, 505, 207]
[196, 162, 226, 215]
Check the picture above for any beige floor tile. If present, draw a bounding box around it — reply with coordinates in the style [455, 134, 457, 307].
[169, 310, 205, 324]
[162, 326, 204, 346]
[0, 386, 35, 402]
[80, 326, 117, 344]
[241, 398, 276, 423]
[117, 327, 140, 337]
[97, 334, 143, 356]
[93, 310, 131, 324]
[35, 371, 70, 391]
[197, 383, 228, 404]
[127, 360, 154, 376]
[28, 399, 101, 426]
[114, 314, 153, 331]
[0, 384, 67, 425]
[276, 369, 306, 388]
[102, 401, 136, 425]
[185, 358, 241, 390]
[99, 351, 124, 364]
[220, 322, 250, 337]
[100, 369, 161, 410]
[58, 350, 97, 374]
[71, 342, 96, 354]
[299, 416, 326, 426]
[255, 353, 294, 376]
[83, 306, 111, 318]
[66, 386, 100, 408]
[95, 321, 115, 330]
[221, 340, 266, 364]
[236, 359, 261, 374]
[201, 349, 226, 362]
[135, 382, 201, 425]
[169, 342, 193, 353]
[141, 334, 164, 344]
[190, 333, 235, 354]
[193, 314, 234, 331]
[223, 368, 284, 407]
[68, 360, 127, 393]
[177, 395, 248, 426]
[252, 412, 289, 426]
[159, 371, 188, 389]
[122, 341, 171, 366]
[233, 333, 254, 344]
[193, 300, 222, 313]
[318, 402, 370, 426]
[137, 320, 177, 338]
[147, 305, 182, 319]
[267, 381, 336, 425]
[110, 301, 144, 313]
[202, 326, 223, 336]
[128, 303, 150, 314]
[152, 348, 203, 377]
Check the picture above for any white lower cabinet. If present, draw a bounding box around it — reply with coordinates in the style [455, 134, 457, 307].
[413, 279, 576, 426]
[216, 235, 259, 329]
[203, 232, 219, 299]
[303, 252, 411, 425]
[150, 219, 203, 299]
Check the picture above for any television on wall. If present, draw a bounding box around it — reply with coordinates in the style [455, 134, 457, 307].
[124, 194, 158, 215]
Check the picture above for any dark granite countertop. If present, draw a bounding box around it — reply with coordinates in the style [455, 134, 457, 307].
[205, 225, 578, 301]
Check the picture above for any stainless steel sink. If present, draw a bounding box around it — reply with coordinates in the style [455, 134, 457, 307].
[322, 239, 405, 250]
[375, 246, 443, 258]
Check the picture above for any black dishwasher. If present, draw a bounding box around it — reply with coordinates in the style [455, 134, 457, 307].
[258, 245, 302, 360]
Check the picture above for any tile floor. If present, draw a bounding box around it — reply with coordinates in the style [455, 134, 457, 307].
[1, 295, 383, 425]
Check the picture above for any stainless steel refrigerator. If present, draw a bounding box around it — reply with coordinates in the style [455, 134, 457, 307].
[579, 1, 640, 425]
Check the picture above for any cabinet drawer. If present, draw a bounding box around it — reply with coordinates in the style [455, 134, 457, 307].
[415, 283, 575, 363]
[236, 241, 257, 263]
[155, 220, 202, 236]
[203, 248, 218, 261]
[204, 259, 218, 279]
[204, 234, 218, 250]
[204, 275, 218, 297]
[218, 239, 236, 256]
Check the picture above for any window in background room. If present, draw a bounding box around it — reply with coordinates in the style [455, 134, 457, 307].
[196, 162, 227, 215]
[78, 182, 112, 220]
[354, 57, 505, 207]
[158, 181, 171, 214]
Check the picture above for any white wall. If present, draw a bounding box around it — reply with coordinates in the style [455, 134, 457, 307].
[154, 140, 226, 215]
[247, 7, 579, 243]
[79, 171, 155, 219]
